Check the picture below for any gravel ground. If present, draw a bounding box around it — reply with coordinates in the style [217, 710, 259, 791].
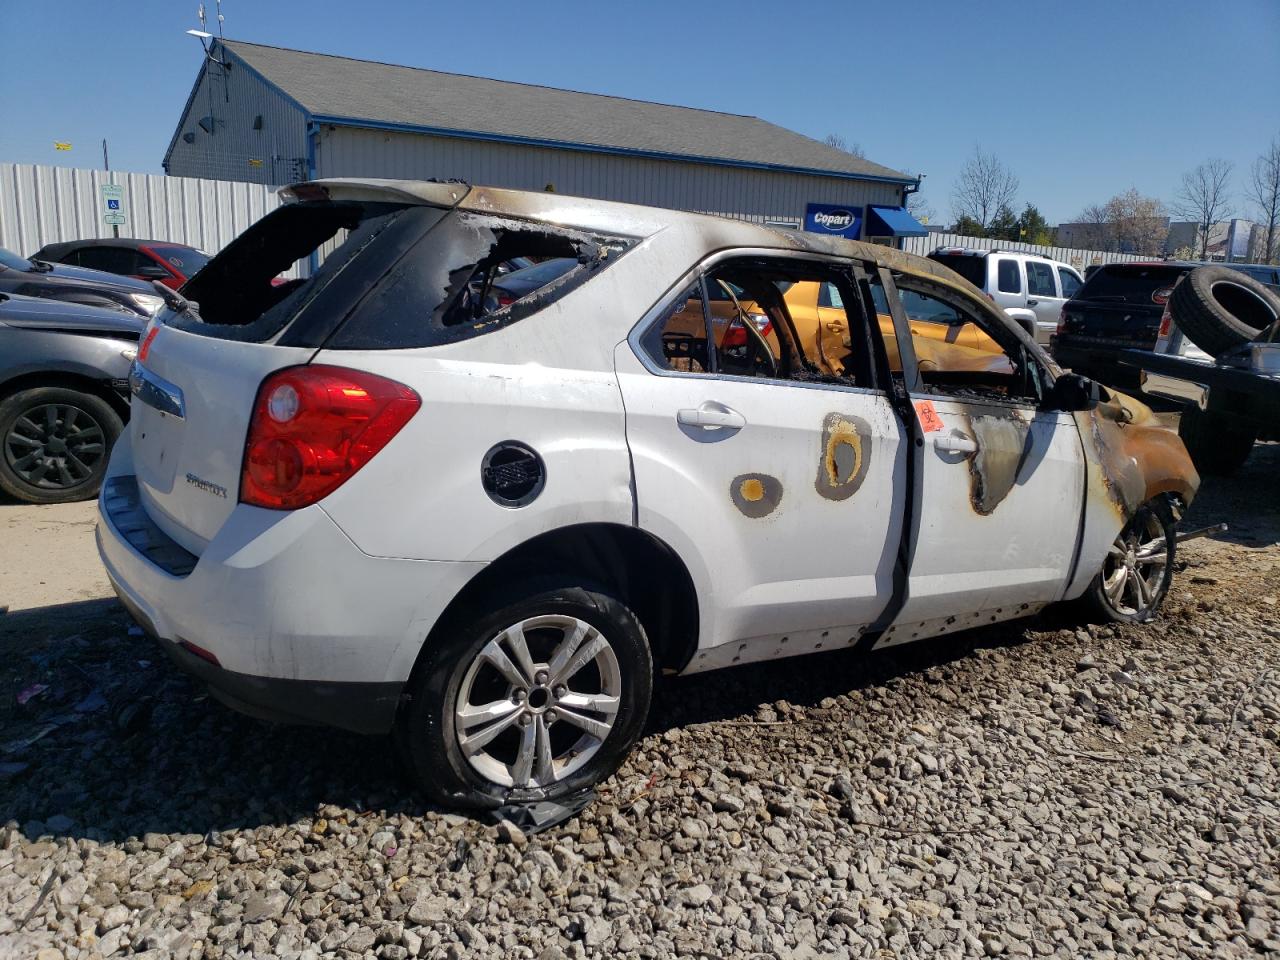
[1, 446, 1278, 960]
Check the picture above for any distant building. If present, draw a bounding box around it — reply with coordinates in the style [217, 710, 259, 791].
[164, 39, 926, 239]
[1057, 217, 1263, 261]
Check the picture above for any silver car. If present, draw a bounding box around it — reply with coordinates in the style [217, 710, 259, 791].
[0, 292, 141, 503]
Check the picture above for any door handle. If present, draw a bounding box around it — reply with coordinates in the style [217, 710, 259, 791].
[1026, 299, 1039, 307]
[934, 433, 978, 454]
[825, 321, 845, 332]
[677, 402, 746, 430]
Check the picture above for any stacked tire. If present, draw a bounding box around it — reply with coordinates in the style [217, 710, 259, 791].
[1169, 266, 1279, 357]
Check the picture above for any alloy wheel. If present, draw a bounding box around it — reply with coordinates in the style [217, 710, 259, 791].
[1101, 510, 1168, 617]
[4, 403, 107, 490]
[454, 614, 622, 789]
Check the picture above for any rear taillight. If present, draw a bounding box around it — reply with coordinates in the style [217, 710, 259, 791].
[241, 365, 420, 510]
[1056, 308, 1067, 335]
[722, 313, 773, 348]
[1152, 286, 1174, 305]
[1158, 304, 1173, 338]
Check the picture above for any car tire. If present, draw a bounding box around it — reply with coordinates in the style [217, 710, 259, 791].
[1169, 266, 1280, 357]
[0, 386, 123, 504]
[1177, 405, 1255, 475]
[1081, 499, 1176, 625]
[396, 578, 653, 811]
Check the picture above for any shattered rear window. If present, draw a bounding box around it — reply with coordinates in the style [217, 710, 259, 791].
[326, 212, 633, 350]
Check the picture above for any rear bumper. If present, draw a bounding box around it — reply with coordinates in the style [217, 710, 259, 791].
[96, 443, 483, 735]
[155, 627, 402, 734]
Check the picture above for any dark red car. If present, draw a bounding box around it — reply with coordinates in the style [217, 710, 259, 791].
[31, 238, 210, 290]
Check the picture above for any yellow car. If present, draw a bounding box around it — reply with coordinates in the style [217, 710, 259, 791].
[775, 280, 1006, 377]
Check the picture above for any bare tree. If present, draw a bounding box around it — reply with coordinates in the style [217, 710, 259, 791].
[1104, 189, 1169, 256]
[1246, 138, 1280, 264]
[907, 191, 936, 225]
[1173, 159, 1234, 260]
[1072, 203, 1114, 251]
[951, 146, 1019, 230]
[823, 134, 865, 159]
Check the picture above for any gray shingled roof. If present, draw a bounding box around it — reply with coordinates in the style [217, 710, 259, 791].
[220, 40, 912, 183]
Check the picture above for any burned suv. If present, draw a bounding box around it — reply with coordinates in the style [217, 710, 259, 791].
[98, 180, 1199, 812]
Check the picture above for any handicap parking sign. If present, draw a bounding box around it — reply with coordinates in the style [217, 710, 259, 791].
[99, 183, 127, 226]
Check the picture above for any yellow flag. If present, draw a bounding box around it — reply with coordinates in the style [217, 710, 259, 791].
[54, 141, 72, 151]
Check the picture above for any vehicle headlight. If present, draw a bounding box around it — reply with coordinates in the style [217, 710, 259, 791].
[128, 293, 165, 315]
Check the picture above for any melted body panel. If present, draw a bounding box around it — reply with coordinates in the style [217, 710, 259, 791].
[815, 413, 872, 501]
[966, 411, 1032, 515]
[730, 472, 783, 518]
[1062, 390, 1199, 600]
[884, 397, 1084, 633]
[617, 342, 907, 664]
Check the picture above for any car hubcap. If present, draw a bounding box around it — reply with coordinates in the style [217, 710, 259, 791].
[4, 404, 106, 489]
[454, 614, 622, 789]
[1102, 511, 1167, 616]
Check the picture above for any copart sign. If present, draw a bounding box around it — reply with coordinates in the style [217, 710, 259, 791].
[803, 203, 863, 240]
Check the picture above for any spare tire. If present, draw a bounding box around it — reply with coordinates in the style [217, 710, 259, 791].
[1169, 266, 1280, 357]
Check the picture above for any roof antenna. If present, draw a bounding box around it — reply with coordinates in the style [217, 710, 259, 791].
[215, 0, 225, 39]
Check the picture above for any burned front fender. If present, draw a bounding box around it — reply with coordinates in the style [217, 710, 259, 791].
[1064, 389, 1199, 600]
[1087, 390, 1199, 512]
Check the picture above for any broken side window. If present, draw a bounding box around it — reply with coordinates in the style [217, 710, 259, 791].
[327, 213, 633, 350]
[640, 284, 711, 374]
[699, 260, 876, 388]
[891, 279, 1044, 405]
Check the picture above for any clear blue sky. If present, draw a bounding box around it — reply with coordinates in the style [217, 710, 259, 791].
[2, 0, 1276, 224]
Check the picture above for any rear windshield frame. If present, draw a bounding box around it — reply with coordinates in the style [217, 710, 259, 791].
[1072, 264, 1187, 304]
[164, 200, 635, 349]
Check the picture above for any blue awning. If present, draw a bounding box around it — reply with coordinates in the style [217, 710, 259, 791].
[864, 205, 928, 238]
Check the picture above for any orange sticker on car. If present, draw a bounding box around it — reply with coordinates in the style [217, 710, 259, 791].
[913, 399, 944, 433]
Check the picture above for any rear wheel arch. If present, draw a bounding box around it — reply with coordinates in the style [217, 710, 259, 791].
[0, 369, 130, 421]
[407, 523, 700, 689]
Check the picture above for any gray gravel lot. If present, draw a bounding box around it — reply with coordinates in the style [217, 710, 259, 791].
[1, 447, 1278, 960]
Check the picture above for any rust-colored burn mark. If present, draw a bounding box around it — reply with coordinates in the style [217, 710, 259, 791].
[730, 473, 783, 518]
[966, 410, 1031, 516]
[816, 413, 872, 501]
[1087, 410, 1143, 518]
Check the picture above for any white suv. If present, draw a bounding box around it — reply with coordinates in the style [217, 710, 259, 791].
[928, 247, 1084, 346]
[97, 180, 1197, 811]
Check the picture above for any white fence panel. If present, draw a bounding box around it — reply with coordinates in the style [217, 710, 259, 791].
[4, 163, 1159, 283]
[903, 232, 1155, 270]
[0, 162, 287, 270]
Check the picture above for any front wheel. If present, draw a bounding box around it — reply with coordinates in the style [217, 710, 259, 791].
[1082, 499, 1176, 624]
[0, 386, 123, 504]
[396, 581, 653, 810]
